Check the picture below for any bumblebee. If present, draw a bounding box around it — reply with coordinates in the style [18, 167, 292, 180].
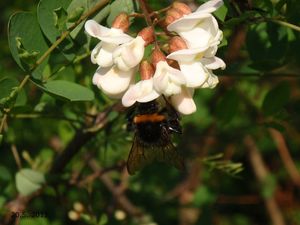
[126, 98, 184, 174]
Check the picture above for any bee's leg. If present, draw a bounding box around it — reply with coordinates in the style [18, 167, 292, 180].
[168, 120, 182, 134]
[126, 105, 136, 132]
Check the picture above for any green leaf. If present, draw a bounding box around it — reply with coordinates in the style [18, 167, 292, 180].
[246, 23, 288, 71]
[67, 0, 110, 39]
[0, 135, 3, 145]
[37, 0, 75, 61]
[38, 80, 94, 102]
[215, 89, 239, 122]
[0, 166, 12, 181]
[0, 77, 18, 100]
[37, 0, 72, 43]
[16, 37, 39, 70]
[0, 77, 19, 110]
[193, 186, 216, 207]
[53, 7, 68, 32]
[214, 4, 228, 22]
[8, 12, 49, 79]
[67, 6, 85, 22]
[0, 196, 6, 208]
[0, 77, 27, 110]
[262, 82, 290, 116]
[106, 0, 134, 26]
[224, 11, 258, 28]
[15, 168, 45, 196]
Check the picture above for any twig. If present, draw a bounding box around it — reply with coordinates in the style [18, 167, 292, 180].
[269, 19, 300, 33]
[244, 135, 286, 225]
[88, 159, 143, 218]
[11, 145, 22, 170]
[269, 128, 300, 188]
[50, 102, 121, 174]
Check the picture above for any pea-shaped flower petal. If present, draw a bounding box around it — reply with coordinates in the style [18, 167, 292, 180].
[153, 61, 186, 96]
[92, 66, 136, 98]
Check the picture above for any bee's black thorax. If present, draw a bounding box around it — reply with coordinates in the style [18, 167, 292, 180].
[127, 100, 181, 145]
[136, 100, 159, 115]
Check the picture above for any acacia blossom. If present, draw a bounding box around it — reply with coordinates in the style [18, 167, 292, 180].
[153, 61, 186, 97]
[85, 20, 133, 67]
[167, 46, 225, 88]
[92, 66, 136, 98]
[167, 0, 223, 50]
[86, 0, 225, 116]
[122, 78, 160, 107]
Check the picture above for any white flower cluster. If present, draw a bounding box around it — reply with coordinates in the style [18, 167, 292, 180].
[85, 0, 225, 115]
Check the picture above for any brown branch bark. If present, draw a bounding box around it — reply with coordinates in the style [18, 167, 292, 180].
[269, 128, 300, 188]
[88, 159, 143, 218]
[244, 135, 286, 225]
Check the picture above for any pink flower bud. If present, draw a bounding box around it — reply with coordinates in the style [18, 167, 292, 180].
[138, 26, 155, 46]
[165, 8, 183, 26]
[140, 61, 155, 80]
[173, 2, 192, 15]
[151, 48, 166, 67]
[112, 13, 130, 32]
[169, 36, 188, 53]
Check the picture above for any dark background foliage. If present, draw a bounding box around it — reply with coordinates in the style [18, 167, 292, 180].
[0, 0, 300, 224]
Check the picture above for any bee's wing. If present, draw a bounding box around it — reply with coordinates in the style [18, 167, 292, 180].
[127, 135, 155, 175]
[155, 129, 185, 171]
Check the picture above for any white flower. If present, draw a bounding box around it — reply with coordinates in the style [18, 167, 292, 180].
[153, 61, 186, 96]
[92, 66, 136, 98]
[167, 47, 225, 88]
[85, 20, 133, 67]
[195, 0, 224, 14]
[113, 36, 146, 71]
[171, 87, 196, 115]
[167, 0, 223, 49]
[122, 78, 160, 107]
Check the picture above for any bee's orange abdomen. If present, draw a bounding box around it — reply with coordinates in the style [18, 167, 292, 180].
[133, 113, 165, 124]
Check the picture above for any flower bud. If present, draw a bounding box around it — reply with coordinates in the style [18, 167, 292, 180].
[169, 36, 188, 53]
[165, 8, 183, 26]
[68, 210, 80, 221]
[112, 13, 130, 32]
[138, 26, 155, 46]
[140, 60, 154, 80]
[173, 2, 192, 15]
[73, 202, 84, 213]
[151, 48, 166, 67]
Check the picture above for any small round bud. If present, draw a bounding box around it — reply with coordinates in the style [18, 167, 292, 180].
[169, 36, 188, 53]
[140, 60, 155, 80]
[114, 210, 126, 220]
[138, 26, 155, 46]
[165, 8, 183, 26]
[173, 2, 192, 15]
[112, 13, 130, 32]
[151, 48, 166, 67]
[73, 202, 84, 213]
[68, 210, 80, 221]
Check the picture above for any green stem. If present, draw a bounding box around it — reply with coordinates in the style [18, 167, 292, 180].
[0, 0, 111, 134]
[270, 19, 300, 32]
